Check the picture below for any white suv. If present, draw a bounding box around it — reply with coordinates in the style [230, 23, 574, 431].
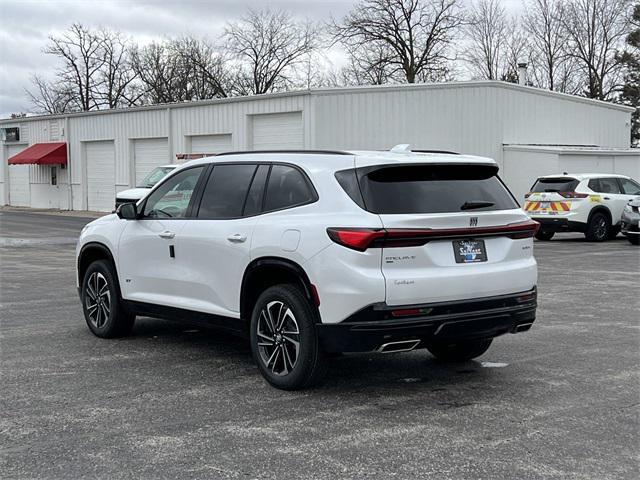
[76, 147, 539, 390]
[524, 174, 640, 241]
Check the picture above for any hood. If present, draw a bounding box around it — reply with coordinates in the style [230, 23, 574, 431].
[116, 187, 151, 200]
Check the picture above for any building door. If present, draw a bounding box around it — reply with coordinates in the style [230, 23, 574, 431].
[189, 134, 232, 154]
[86, 140, 115, 212]
[134, 138, 169, 185]
[251, 112, 303, 150]
[8, 144, 30, 207]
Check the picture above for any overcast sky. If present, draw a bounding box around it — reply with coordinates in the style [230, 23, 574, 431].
[0, 0, 524, 118]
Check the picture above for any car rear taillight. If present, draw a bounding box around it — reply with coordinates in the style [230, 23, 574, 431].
[327, 220, 541, 251]
[558, 191, 588, 198]
[325, 228, 386, 251]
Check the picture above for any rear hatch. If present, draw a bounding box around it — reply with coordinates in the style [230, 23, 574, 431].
[336, 161, 537, 305]
[524, 177, 586, 215]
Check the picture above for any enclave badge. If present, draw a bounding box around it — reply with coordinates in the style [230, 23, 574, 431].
[470, 217, 478, 227]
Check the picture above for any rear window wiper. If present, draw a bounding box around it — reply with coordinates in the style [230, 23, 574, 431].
[460, 201, 495, 210]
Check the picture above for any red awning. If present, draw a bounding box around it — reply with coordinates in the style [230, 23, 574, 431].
[8, 142, 67, 165]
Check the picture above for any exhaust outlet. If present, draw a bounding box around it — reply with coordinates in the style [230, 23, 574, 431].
[514, 323, 533, 333]
[377, 339, 421, 353]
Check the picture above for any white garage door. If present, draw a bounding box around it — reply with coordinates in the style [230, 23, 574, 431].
[8, 144, 30, 207]
[251, 112, 303, 150]
[134, 138, 169, 184]
[190, 134, 232, 154]
[86, 140, 115, 212]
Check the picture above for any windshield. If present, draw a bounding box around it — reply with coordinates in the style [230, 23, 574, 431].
[137, 167, 175, 188]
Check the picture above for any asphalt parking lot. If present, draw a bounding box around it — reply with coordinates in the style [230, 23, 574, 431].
[1, 210, 638, 480]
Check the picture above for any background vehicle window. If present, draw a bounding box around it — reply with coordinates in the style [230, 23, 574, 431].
[618, 178, 640, 195]
[197, 164, 257, 219]
[531, 177, 579, 192]
[596, 178, 621, 194]
[264, 165, 315, 212]
[143, 167, 204, 218]
[355, 164, 518, 214]
[243, 165, 269, 216]
[588, 179, 601, 191]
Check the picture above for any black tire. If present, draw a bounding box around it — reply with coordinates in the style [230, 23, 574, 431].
[585, 212, 610, 242]
[81, 260, 135, 338]
[426, 338, 493, 362]
[535, 230, 555, 241]
[626, 234, 640, 245]
[250, 284, 327, 390]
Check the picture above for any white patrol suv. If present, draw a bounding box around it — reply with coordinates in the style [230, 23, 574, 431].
[76, 147, 539, 390]
[115, 165, 177, 209]
[524, 173, 640, 241]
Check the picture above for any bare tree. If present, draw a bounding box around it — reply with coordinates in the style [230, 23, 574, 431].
[43, 23, 106, 111]
[332, 0, 464, 84]
[563, 0, 632, 100]
[97, 30, 141, 108]
[465, 0, 508, 80]
[131, 37, 229, 104]
[26, 74, 74, 114]
[523, 0, 573, 91]
[224, 9, 318, 95]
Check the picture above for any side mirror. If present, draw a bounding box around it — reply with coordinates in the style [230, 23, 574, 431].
[117, 202, 138, 220]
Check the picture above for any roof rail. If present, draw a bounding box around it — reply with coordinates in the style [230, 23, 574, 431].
[216, 149, 352, 156]
[412, 149, 460, 155]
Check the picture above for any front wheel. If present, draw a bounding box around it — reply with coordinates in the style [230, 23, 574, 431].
[426, 339, 493, 362]
[250, 284, 327, 390]
[81, 260, 135, 338]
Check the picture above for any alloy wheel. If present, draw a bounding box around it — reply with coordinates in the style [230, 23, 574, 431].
[257, 300, 300, 376]
[594, 216, 607, 240]
[85, 272, 111, 329]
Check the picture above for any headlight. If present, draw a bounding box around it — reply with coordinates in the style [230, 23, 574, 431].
[624, 204, 633, 213]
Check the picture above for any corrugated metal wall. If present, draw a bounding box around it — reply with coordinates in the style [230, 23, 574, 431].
[0, 81, 633, 210]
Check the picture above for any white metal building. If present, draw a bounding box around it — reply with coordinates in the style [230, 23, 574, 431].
[1, 80, 637, 212]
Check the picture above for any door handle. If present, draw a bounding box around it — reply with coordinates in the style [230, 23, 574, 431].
[158, 230, 175, 239]
[603, 197, 610, 200]
[227, 233, 247, 243]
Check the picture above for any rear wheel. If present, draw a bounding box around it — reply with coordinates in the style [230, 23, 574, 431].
[426, 339, 493, 362]
[626, 234, 640, 245]
[81, 260, 135, 338]
[535, 230, 555, 241]
[585, 212, 610, 242]
[250, 284, 326, 390]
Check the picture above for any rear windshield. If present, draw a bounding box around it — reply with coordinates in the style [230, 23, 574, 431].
[337, 164, 519, 214]
[531, 177, 579, 193]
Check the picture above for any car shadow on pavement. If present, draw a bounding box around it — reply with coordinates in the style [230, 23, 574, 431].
[124, 316, 504, 397]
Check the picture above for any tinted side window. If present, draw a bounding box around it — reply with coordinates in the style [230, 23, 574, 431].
[588, 179, 601, 192]
[243, 165, 269, 216]
[619, 178, 640, 195]
[197, 164, 257, 219]
[264, 165, 315, 212]
[597, 178, 621, 194]
[143, 166, 204, 218]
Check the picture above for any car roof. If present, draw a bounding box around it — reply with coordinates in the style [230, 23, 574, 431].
[177, 149, 497, 171]
[537, 173, 631, 181]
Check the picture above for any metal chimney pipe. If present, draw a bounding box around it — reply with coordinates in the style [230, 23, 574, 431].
[518, 62, 528, 86]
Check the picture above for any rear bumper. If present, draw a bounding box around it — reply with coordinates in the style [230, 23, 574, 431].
[532, 217, 587, 233]
[317, 288, 537, 353]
